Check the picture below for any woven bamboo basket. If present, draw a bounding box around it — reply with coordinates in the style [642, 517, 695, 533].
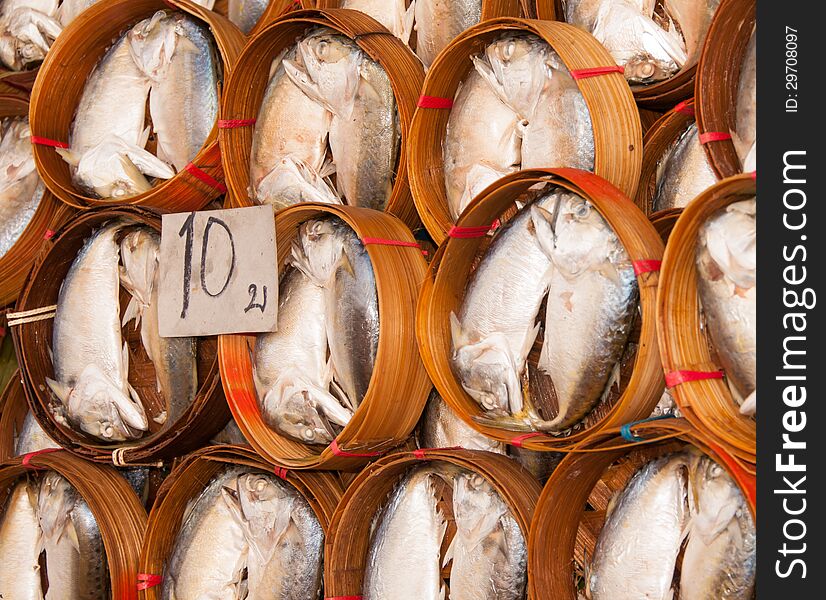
[0, 449, 147, 600]
[418, 168, 664, 452]
[528, 418, 755, 600]
[325, 448, 542, 599]
[639, 107, 665, 135]
[139, 444, 342, 598]
[657, 173, 756, 467]
[315, 0, 523, 17]
[219, 8, 424, 229]
[10, 206, 230, 466]
[27, 0, 245, 211]
[212, 0, 313, 36]
[0, 95, 75, 307]
[634, 99, 697, 216]
[696, 0, 755, 179]
[0, 369, 29, 460]
[408, 17, 642, 244]
[0, 69, 38, 95]
[535, 0, 715, 108]
[219, 203, 431, 470]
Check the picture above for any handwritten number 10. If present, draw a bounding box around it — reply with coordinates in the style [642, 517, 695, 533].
[178, 213, 239, 319]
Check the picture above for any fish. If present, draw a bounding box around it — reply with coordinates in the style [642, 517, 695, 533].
[119, 228, 198, 427]
[696, 198, 756, 415]
[57, 22, 174, 199]
[294, 217, 379, 410]
[680, 456, 756, 599]
[733, 26, 756, 172]
[14, 410, 60, 455]
[532, 190, 638, 432]
[0, 0, 62, 70]
[564, 0, 688, 83]
[416, 389, 506, 453]
[652, 121, 718, 212]
[56, 0, 102, 27]
[586, 452, 692, 600]
[227, 0, 269, 35]
[364, 467, 446, 600]
[250, 48, 335, 207]
[664, 0, 721, 66]
[0, 117, 44, 259]
[119, 466, 150, 506]
[37, 472, 109, 600]
[341, 0, 415, 44]
[414, 0, 481, 69]
[253, 264, 352, 445]
[47, 222, 149, 442]
[508, 446, 561, 484]
[211, 417, 248, 445]
[0, 479, 42, 600]
[129, 11, 219, 173]
[222, 473, 324, 599]
[286, 31, 400, 210]
[449, 193, 554, 422]
[447, 471, 527, 600]
[519, 49, 594, 173]
[443, 67, 520, 219]
[162, 467, 249, 600]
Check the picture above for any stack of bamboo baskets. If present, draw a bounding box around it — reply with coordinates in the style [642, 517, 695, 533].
[0, 0, 757, 599]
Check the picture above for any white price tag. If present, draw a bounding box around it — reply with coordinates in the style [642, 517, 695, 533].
[158, 205, 278, 337]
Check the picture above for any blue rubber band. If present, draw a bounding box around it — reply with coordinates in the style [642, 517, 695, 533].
[620, 414, 676, 442]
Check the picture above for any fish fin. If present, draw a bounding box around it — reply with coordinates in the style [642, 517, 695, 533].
[520, 322, 541, 371]
[138, 125, 151, 149]
[121, 145, 175, 179]
[121, 294, 141, 329]
[739, 390, 756, 416]
[116, 154, 154, 195]
[325, 358, 355, 412]
[400, 0, 416, 44]
[449, 312, 469, 349]
[471, 413, 534, 432]
[601, 362, 622, 404]
[530, 203, 559, 259]
[282, 58, 331, 112]
[442, 528, 456, 567]
[122, 341, 130, 375]
[664, 588, 675, 600]
[55, 147, 80, 167]
[472, 54, 509, 109]
[221, 483, 246, 528]
[46, 378, 71, 405]
[308, 384, 353, 427]
[66, 519, 81, 552]
[153, 410, 168, 425]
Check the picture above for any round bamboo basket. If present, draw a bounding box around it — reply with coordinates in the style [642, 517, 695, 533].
[0, 69, 38, 95]
[28, 0, 246, 211]
[315, 0, 523, 17]
[10, 206, 231, 465]
[418, 168, 665, 451]
[696, 0, 755, 179]
[325, 448, 542, 599]
[0, 449, 147, 600]
[212, 0, 314, 36]
[535, 0, 713, 108]
[219, 203, 431, 470]
[657, 173, 756, 466]
[634, 99, 697, 216]
[408, 17, 642, 244]
[0, 95, 75, 307]
[528, 418, 755, 600]
[219, 8, 424, 229]
[139, 444, 343, 599]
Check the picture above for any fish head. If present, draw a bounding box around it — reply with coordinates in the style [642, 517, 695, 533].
[294, 30, 363, 117]
[703, 199, 756, 289]
[60, 363, 148, 441]
[128, 10, 176, 79]
[38, 471, 75, 541]
[291, 219, 346, 284]
[689, 456, 745, 544]
[0, 34, 21, 70]
[624, 56, 678, 83]
[450, 320, 521, 415]
[453, 472, 506, 539]
[483, 33, 550, 118]
[262, 386, 336, 445]
[532, 193, 619, 278]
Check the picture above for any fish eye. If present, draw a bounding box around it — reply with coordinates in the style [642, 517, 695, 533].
[302, 427, 315, 441]
[502, 41, 515, 61]
[574, 202, 590, 219]
[317, 40, 329, 59]
[101, 423, 114, 438]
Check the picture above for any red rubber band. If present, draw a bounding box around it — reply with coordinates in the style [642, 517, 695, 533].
[673, 100, 695, 116]
[413, 449, 427, 460]
[184, 163, 227, 193]
[30, 136, 69, 149]
[361, 237, 420, 249]
[750, 171, 756, 180]
[43, 229, 55, 240]
[570, 65, 624, 80]
[0, 326, 5, 337]
[665, 370, 724, 388]
[218, 119, 256, 129]
[447, 219, 500, 239]
[329, 439, 382, 458]
[21, 448, 61, 469]
[137, 573, 163, 591]
[510, 432, 543, 448]
[699, 131, 732, 145]
[274, 467, 289, 480]
[633, 259, 662, 275]
[417, 95, 453, 109]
